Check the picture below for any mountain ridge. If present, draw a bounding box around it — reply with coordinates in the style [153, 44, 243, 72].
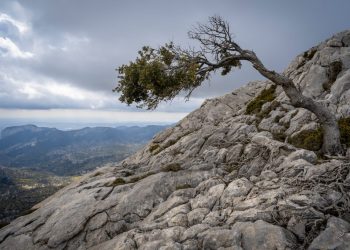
[0, 124, 168, 175]
[0, 30, 350, 249]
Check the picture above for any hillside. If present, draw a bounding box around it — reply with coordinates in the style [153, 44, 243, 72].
[0, 125, 167, 175]
[0, 166, 71, 227]
[0, 31, 350, 249]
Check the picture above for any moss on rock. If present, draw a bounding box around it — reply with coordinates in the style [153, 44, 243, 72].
[339, 117, 350, 147]
[246, 85, 277, 115]
[161, 163, 182, 172]
[288, 128, 323, 151]
[175, 184, 192, 190]
[108, 177, 126, 187]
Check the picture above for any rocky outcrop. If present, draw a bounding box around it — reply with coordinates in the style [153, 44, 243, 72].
[1, 31, 350, 250]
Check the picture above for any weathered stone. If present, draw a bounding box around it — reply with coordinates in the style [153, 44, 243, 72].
[309, 217, 350, 250]
[221, 178, 253, 207]
[230, 220, 297, 250]
[187, 208, 209, 226]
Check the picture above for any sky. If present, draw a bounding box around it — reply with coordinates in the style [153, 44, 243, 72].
[0, 0, 349, 127]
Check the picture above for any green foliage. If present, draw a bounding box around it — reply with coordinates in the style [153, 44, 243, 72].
[161, 163, 182, 172]
[224, 163, 239, 173]
[286, 118, 349, 152]
[175, 184, 192, 190]
[245, 85, 277, 115]
[149, 143, 162, 155]
[339, 117, 350, 147]
[109, 177, 126, 186]
[115, 44, 205, 109]
[272, 132, 287, 142]
[288, 128, 323, 151]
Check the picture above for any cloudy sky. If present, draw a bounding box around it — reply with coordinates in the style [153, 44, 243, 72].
[0, 0, 349, 126]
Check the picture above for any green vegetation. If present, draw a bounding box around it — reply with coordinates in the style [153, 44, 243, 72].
[0, 166, 71, 226]
[161, 163, 182, 172]
[115, 44, 204, 110]
[106, 172, 156, 187]
[339, 117, 350, 147]
[245, 85, 277, 115]
[109, 177, 126, 186]
[175, 184, 192, 190]
[287, 117, 350, 152]
[272, 132, 287, 142]
[224, 163, 239, 173]
[288, 128, 323, 151]
[149, 143, 161, 154]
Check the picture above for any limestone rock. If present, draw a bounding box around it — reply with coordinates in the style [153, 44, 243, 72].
[1, 30, 350, 250]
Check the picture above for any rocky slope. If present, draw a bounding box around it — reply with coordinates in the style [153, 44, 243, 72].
[1, 31, 350, 250]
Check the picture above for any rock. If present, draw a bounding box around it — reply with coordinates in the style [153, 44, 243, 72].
[287, 149, 318, 164]
[287, 216, 306, 240]
[226, 144, 244, 163]
[200, 229, 238, 249]
[230, 220, 297, 250]
[260, 170, 278, 180]
[187, 208, 209, 226]
[327, 38, 343, 47]
[309, 217, 350, 250]
[221, 178, 253, 207]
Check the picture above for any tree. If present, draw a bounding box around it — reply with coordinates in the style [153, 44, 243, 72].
[114, 16, 343, 156]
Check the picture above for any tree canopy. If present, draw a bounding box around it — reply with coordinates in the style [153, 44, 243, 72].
[114, 16, 243, 109]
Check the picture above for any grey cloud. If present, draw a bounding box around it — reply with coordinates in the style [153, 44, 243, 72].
[0, 0, 349, 111]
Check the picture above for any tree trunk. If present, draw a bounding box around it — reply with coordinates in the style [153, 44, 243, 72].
[246, 51, 344, 155]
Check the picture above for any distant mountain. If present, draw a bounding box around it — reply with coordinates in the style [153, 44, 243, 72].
[0, 124, 167, 175]
[0, 124, 167, 226]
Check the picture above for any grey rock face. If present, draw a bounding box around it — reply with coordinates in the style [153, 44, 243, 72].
[1, 31, 350, 249]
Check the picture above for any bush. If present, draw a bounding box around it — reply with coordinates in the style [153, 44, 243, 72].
[339, 117, 350, 147]
[108, 177, 126, 187]
[161, 163, 182, 172]
[246, 85, 277, 115]
[288, 128, 323, 151]
[149, 143, 160, 153]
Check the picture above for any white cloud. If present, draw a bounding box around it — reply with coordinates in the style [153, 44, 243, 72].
[0, 12, 30, 34]
[0, 37, 33, 58]
[18, 85, 43, 99]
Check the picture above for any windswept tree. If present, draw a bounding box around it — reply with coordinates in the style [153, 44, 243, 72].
[114, 16, 343, 156]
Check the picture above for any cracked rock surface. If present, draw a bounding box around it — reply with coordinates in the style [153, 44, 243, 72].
[1, 31, 350, 250]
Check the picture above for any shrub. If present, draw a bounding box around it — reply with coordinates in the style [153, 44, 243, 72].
[339, 117, 350, 147]
[288, 128, 323, 151]
[246, 85, 277, 115]
[149, 143, 160, 153]
[108, 177, 126, 187]
[175, 184, 192, 190]
[161, 163, 182, 172]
